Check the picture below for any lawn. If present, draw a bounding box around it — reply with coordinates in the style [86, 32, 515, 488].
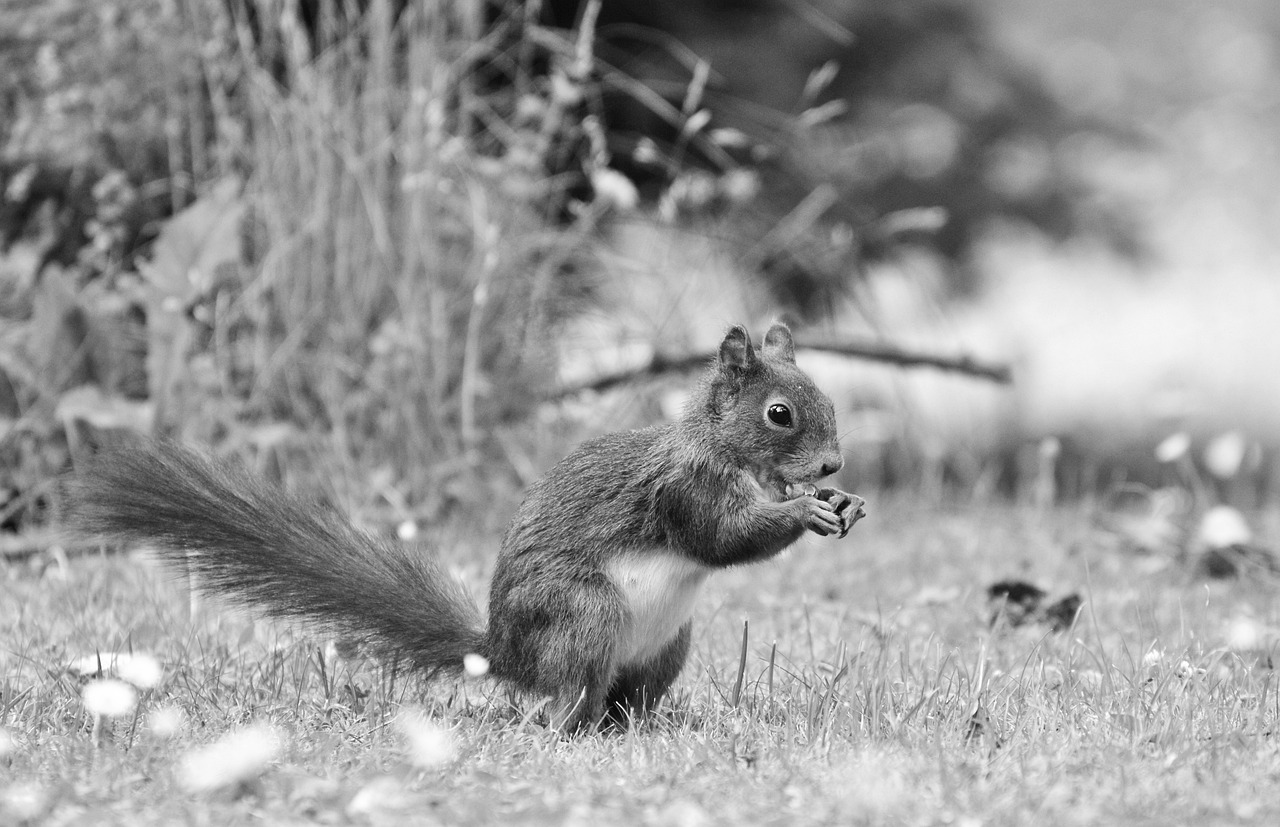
[3, 0, 1277, 823]
[3, 494, 1278, 825]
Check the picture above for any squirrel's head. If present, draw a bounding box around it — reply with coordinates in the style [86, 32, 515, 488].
[697, 323, 844, 497]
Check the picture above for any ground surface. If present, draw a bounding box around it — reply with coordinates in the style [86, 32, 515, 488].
[3, 496, 1279, 825]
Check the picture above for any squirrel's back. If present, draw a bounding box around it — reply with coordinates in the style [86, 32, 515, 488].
[499, 425, 671, 554]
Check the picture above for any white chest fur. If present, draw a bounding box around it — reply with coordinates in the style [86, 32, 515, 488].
[607, 550, 711, 667]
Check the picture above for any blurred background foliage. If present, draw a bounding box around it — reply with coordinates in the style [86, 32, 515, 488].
[0, 0, 1276, 542]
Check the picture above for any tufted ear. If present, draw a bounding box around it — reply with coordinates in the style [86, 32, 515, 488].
[717, 325, 756, 372]
[761, 323, 795, 364]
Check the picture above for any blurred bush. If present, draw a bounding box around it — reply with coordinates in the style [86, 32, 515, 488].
[545, 0, 1141, 307]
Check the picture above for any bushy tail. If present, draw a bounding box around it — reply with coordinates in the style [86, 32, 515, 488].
[65, 438, 486, 675]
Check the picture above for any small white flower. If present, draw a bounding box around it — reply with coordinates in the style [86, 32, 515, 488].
[633, 137, 660, 165]
[69, 651, 163, 689]
[1204, 431, 1247, 479]
[1, 782, 47, 821]
[1226, 616, 1264, 651]
[590, 168, 639, 212]
[1174, 659, 1205, 679]
[682, 109, 712, 138]
[1141, 648, 1164, 668]
[1155, 432, 1191, 463]
[395, 709, 455, 768]
[462, 653, 490, 678]
[658, 799, 711, 827]
[550, 69, 583, 106]
[5, 164, 38, 202]
[719, 169, 760, 203]
[709, 127, 751, 148]
[912, 585, 961, 606]
[178, 723, 282, 793]
[396, 520, 419, 541]
[667, 172, 717, 210]
[82, 679, 138, 718]
[1198, 505, 1252, 549]
[148, 706, 187, 739]
[347, 775, 416, 817]
[115, 653, 164, 690]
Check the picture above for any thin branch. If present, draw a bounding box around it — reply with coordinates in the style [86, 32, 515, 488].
[547, 335, 1012, 400]
[549, 352, 713, 399]
[792, 334, 1013, 383]
[0, 532, 101, 562]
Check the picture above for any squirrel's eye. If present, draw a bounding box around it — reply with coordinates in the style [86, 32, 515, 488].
[767, 403, 793, 427]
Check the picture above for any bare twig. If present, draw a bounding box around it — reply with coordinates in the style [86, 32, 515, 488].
[549, 352, 713, 399]
[0, 531, 100, 562]
[792, 334, 1013, 383]
[547, 334, 1012, 400]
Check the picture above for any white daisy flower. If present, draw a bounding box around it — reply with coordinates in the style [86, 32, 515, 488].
[82, 679, 138, 718]
[590, 168, 639, 212]
[148, 706, 187, 739]
[462, 653, 490, 678]
[395, 709, 455, 768]
[1155, 432, 1190, 463]
[178, 723, 282, 793]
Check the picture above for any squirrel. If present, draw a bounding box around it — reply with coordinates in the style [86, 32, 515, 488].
[66, 322, 866, 733]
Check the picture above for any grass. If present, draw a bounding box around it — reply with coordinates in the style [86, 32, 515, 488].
[5, 3, 1277, 822]
[3, 495, 1279, 825]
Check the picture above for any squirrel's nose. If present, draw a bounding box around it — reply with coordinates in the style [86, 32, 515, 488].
[820, 453, 844, 478]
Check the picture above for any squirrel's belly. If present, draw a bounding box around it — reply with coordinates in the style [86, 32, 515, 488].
[607, 550, 711, 666]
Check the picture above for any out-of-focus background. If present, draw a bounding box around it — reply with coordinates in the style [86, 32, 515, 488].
[2, 0, 1278, 544]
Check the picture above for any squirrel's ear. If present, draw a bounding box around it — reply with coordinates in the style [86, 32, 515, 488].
[762, 323, 796, 364]
[718, 325, 755, 372]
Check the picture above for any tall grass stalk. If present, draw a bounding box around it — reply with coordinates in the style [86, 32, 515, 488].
[174, 0, 597, 507]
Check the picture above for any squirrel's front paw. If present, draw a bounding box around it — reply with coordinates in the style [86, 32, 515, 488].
[793, 495, 843, 537]
[815, 488, 867, 538]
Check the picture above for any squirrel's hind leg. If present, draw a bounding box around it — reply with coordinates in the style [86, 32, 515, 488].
[535, 579, 627, 735]
[604, 622, 692, 728]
